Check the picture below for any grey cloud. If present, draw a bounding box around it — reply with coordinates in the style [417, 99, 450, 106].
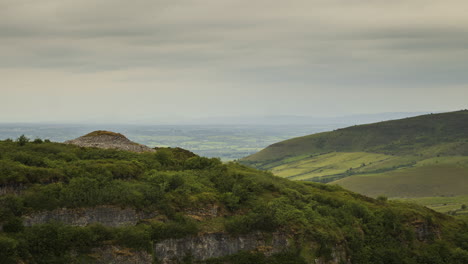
[1, 0, 467, 122]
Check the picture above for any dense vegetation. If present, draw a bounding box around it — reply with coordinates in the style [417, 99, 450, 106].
[1, 137, 468, 263]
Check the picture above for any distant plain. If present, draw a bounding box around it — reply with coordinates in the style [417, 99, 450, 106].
[0, 123, 341, 161]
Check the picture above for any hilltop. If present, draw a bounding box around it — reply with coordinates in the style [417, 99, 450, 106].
[243, 110, 468, 164]
[1, 135, 468, 263]
[240, 110, 468, 205]
[65, 130, 155, 153]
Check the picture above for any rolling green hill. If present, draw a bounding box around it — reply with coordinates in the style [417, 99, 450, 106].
[2, 134, 468, 263]
[240, 110, 468, 206]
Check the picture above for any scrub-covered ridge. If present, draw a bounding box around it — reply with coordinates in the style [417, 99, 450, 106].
[0, 134, 468, 263]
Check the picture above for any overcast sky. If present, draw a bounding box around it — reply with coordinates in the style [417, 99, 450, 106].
[1, 0, 467, 123]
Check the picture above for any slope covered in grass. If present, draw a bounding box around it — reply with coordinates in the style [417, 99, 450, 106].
[242, 110, 468, 166]
[398, 196, 468, 214]
[240, 111, 468, 205]
[270, 152, 416, 181]
[333, 163, 468, 198]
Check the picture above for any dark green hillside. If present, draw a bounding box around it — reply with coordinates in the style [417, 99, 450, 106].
[242, 110, 468, 165]
[1, 136, 468, 263]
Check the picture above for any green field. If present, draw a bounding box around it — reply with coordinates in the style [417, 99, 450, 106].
[269, 152, 422, 181]
[332, 163, 468, 197]
[272, 152, 394, 179]
[395, 195, 468, 214]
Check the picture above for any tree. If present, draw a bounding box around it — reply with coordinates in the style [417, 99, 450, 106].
[16, 135, 30, 146]
[33, 138, 43, 144]
[376, 195, 388, 203]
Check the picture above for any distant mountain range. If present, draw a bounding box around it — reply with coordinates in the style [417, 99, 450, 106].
[21, 111, 430, 126]
[150, 112, 431, 125]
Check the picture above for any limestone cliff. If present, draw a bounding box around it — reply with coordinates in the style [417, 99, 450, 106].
[0, 183, 26, 195]
[153, 232, 289, 263]
[88, 246, 153, 264]
[87, 232, 351, 264]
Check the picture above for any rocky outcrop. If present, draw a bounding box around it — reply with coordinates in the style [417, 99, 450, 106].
[65, 131, 155, 153]
[412, 220, 441, 242]
[184, 204, 223, 221]
[87, 246, 153, 264]
[23, 206, 158, 227]
[0, 183, 26, 195]
[84, 233, 353, 264]
[314, 244, 351, 264]
[153, 232, 289, 264]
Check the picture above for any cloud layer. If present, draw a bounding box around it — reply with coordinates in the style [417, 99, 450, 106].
[1, 0, 467, 122]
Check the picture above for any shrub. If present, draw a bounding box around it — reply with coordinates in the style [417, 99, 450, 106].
[16, 135, 29, 146]
[221, 192, 240, 211]
[116, 225, 151, 251]
[225, 208, 276, 234]
[0, 235, 19, 263]
[33, 138, 43, 144]
[377, 195, 388, 202]
[2, 217, 24, 233]
[11, 152, 47, 167]
[184, 157, 222, 170]
[150, 217, 198, 241]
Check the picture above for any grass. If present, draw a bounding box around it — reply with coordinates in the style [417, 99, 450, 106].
[242, 110, 468, 164]
[415, 156, 468, 168]
[83, 131, 126, 137]
[198, 217, 226, 233]
[271, 152, 395, 180]
[332, 164, 468, 198]
[395, 195, 468, 214]
[240, 111, 468, 205]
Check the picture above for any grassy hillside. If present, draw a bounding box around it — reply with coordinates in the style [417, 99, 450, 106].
[240, 110, 468, 213]
[270, 152, 417, 181]
[1, 138, 468, 263]
[242, 110, 468, 165]
[334, 163, 468, 198]
[398, 196, 468, 215]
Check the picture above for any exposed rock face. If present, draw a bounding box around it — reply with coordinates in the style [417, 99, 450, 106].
[87, 246, 153, 264]
[153, 232, 290, 264]
[184, 204, 222, 221]
[85, 233, 353, 264]
[65, 131, 155, 153]
[0, 183, 26, 195]
[314, 244, 351, 264]
[412, 220, 441, 241]
[23, 206, 157, 227]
